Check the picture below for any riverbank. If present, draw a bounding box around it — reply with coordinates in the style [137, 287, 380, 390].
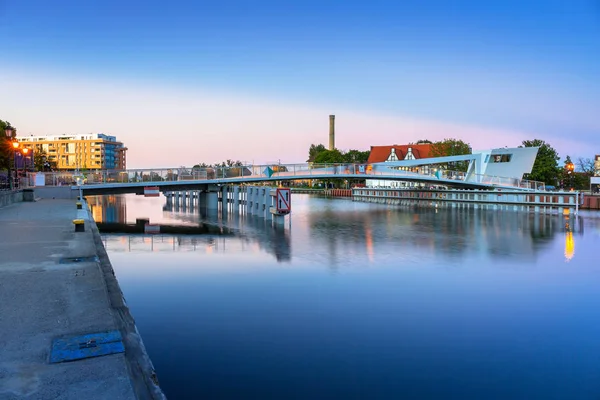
[0, 199, 164, 399]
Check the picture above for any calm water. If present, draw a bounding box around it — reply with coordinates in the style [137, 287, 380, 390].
[93, 194, 600, 399]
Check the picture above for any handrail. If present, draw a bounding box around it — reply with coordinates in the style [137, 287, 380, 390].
[21, 163, 546, 191]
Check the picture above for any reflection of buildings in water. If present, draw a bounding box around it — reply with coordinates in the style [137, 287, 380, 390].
[307, 208, 572, 263]
[87, 195, 127, 223]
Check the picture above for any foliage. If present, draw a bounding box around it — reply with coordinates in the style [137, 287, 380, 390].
[307, 143, 369, 164]
[520, 139, 560, 186]
[429, 138, 472, 171]
[34, 150, 56, 171]
[314, 149, 345, 164]
[343, 149, 370, 163]
[193, 160, 244, 169]
[429, 138, 472, 157]
[0, 119, 17, 171]
[571, 173, 591, 191]
[307, 144, 327, 162]
[415, 139, 432, 144]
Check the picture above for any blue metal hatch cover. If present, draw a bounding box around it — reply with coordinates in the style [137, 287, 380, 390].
[49, 330, 125, 363]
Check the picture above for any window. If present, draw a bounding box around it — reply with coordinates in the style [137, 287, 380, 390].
[490, 154, 512, 163]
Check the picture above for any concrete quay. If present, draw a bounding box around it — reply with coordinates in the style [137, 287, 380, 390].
[0, 199, 165, 399]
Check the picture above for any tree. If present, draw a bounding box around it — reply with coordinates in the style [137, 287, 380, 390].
[416, 139, 432, 144]
[307, 144, 327, 162]
[0, 119, 16, 171]
[314, 149, 345, 164]
[34, 150, 52, 171]
[520, 139, 560, 186]
[343, 149, 370, 163]
[576, 157, 595, 175]
[430, 138, 472, 171]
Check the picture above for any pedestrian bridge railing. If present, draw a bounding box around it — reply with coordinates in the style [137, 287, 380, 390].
[20, 163, 546, 191]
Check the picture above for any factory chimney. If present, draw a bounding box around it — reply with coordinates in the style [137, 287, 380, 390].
[329, 115, 335, 150]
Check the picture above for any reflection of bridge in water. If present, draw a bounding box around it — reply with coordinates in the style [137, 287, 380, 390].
[100, 215, 292, 262]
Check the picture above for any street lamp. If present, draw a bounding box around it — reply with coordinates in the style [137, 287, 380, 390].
[566, 161, 575, 191]
[4, 126, 15, 190]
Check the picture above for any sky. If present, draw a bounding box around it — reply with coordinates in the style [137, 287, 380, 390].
[0, 0, 598, 168]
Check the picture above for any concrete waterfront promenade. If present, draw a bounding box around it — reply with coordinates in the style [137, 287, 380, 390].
[0, 198, 164, 399]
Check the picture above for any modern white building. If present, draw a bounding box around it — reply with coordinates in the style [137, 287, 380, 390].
[366, 146, 539, 188]
[464, 147, 539, 182]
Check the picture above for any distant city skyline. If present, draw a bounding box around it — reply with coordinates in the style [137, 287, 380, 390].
[0, 0, 598, 168]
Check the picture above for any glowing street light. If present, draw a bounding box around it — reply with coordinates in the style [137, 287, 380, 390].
[566, 161, 575, 190]
[4, 126, 16, 189]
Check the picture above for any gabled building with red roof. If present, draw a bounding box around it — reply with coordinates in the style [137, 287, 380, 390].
[366, 144, 434, 188]
[367, 144, 433, 164]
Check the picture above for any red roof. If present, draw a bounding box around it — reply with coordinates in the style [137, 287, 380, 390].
[367, 144, 433, 163]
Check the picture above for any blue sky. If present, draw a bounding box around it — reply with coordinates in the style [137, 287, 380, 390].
[0, 0, 598, 167]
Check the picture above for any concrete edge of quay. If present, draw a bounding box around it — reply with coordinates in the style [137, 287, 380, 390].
[0, 190, 23, 207]
[85, 204, 167, 400]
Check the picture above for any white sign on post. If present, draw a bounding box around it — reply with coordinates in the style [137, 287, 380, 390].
[276, 188, 291, 213]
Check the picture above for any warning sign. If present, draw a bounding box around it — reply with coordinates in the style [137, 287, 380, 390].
[276, 188, 291, 213]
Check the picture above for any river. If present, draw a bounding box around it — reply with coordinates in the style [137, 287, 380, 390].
[91, 193, 600, 399]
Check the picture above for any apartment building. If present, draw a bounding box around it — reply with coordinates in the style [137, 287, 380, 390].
[16, 133, 128, 170]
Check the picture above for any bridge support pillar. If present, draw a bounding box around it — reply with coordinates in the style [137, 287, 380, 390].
[207, 190, 218, 211]
[252, 187, 258, 215]
[221, 185, 228, 213]
[246, 187, 253, 215]
[233, 186, 240, 214]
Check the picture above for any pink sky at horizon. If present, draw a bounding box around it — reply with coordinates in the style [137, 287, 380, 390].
[0, 68, 592, 168]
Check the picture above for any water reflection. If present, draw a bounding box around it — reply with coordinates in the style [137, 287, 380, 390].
[305, 205, 585, 265]
[97, 194, 600, 399]
[90, 194, 587, 266]
[87, 195, 127, 223]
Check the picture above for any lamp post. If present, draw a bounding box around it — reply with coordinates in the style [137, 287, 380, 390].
[4, 126, 15, 190]
[566, 161, 575, 191]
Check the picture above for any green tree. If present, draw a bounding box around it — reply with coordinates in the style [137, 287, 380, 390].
[34, 150, 49, 171]
[520, 139, 560, 186]
[430, 138, 472, 171]
[307, 144, 327, 162]
[0, 119, 16, 171]
[416, 139, 432, 144]
[314, 149, 345, 164]
[343, 149, 370, 163]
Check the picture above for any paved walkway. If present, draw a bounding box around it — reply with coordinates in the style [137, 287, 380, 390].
[0, 199, 143, 399]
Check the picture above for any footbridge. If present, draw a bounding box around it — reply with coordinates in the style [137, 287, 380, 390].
[27, 162, 545, 196]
